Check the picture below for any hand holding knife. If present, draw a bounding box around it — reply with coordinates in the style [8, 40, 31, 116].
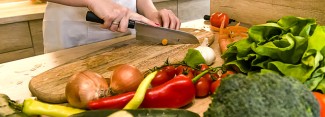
[86, 11, 199, 44]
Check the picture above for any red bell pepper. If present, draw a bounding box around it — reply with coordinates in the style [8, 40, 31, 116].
[88, 74, 196, 109]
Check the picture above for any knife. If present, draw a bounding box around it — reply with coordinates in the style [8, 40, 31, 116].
[86, 11, 199, 44]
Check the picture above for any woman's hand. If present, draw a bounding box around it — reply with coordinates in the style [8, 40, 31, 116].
[145, 9, 181, 30]
[86, 0, 156, 32]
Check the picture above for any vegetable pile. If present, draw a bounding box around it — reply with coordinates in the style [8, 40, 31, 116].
[204, 73, 320, 117]
[222, 16, 325, 92]
[8, 14, 325, 117]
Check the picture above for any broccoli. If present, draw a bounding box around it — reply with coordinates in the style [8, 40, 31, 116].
[204, 73, 319, 117]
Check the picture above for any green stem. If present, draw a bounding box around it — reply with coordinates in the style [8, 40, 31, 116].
[123, 71, 158, 109]
[22, 98, 85, 117]
[192, 70, 210, 83]
[192, 67, 222, 83]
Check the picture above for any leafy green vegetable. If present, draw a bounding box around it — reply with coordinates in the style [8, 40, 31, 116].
[222, 16, 325, 91]
[183, 48, 206, 68]
[204, 73, 319, 117]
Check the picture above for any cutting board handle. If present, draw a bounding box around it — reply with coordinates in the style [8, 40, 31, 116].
[86, 11, 135, 28]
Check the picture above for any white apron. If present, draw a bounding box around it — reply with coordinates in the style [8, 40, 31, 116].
[43, 0, 137, 53]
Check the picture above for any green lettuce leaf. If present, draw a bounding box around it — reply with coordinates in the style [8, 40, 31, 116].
[222, 16, 325, 91]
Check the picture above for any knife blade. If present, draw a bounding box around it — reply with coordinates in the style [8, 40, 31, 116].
[86, 11, 199, 44]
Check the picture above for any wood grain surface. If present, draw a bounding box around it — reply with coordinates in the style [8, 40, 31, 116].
[29, 28, 215, 105]
[210, 0, 325, 25]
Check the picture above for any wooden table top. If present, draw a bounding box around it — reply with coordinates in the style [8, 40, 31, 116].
[0, 19, 222, 116]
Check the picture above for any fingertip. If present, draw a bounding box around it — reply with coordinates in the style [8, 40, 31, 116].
[155, 23, 161, 27]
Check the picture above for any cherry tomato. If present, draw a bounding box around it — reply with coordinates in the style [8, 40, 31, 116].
[210, 12, 230, 28]
[176, 65, 185, 75]
[210, 78, 222, 94]
[211, 73, 219, 81]
[195, 78, 210, 97]
[151, 70, 169, 87]
[313, 92, 325, 117]
[220, 70, 236, 78]
[176, 65, 194, 79]
[196, 64, 212, 83]
[162, 65, 177, 79]
[199, 64, 209, 71]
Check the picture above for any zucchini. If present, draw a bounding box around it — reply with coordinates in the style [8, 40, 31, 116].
[0, 94, 28, 117]
[70, 109, 200, 117]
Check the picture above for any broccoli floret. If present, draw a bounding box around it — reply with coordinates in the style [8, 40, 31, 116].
[204, 73, 319, 117]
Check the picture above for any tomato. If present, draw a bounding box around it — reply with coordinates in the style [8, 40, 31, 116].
[220, 70, 236, 78]
[199, 64, 209, 71]
[162, 65, 177, 79]
[195, 78, 211, 97]
[176, 65, 194, 79]
[210, 12, 230, 28]
[210, 78, 222, 94]
[151, 70, 169, 87]
[195, 64, 212, 83]
[211, 73, 219, 81]
[185, 70, 194, 79]
[176, 65, 185, 75]
[313, 92, 325, 117]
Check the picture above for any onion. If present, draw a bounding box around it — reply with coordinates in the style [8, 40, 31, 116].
[110, 64, 144, 94]
[65, 70, 109, 109]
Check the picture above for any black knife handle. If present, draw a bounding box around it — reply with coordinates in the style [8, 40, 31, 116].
[203, 15, 236, 23]
[203, 15, 210, 20]
[86, 11, 135, 29]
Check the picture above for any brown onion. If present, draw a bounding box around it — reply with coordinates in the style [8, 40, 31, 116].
[110, 64, 144, 94]
[65, 70, 109, 109]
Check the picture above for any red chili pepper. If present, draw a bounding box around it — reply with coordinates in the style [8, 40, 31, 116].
[88, 74, 196, 109]
[88, 92, 134, 109]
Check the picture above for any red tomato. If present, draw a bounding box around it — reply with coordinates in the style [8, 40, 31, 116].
[162, 65, 177, 79]
[211, 73, 219, 81]
[185, 70, 194, 79]
[176, 65, 194, 79]
[176, 65, 185, 75]
[220, 70, 236, 78]
[151, 70, 169, 87]
[210, 12, 230, 28]
[199, 64, 209, 71]
[313, 92, 325, 117]
[210, 78, 222, 94]
[195, 78, 210, 97]
[196, 64, 212, 83]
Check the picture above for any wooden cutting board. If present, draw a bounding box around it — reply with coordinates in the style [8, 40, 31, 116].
[29, 28, 215, 104]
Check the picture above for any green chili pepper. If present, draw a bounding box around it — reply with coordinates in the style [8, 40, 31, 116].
[123, 71, 158, 109]
[22, 98, 85, 117]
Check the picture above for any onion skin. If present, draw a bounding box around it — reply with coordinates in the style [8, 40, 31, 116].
[65, 70, 109, 109]
[110, 64, 144, 94]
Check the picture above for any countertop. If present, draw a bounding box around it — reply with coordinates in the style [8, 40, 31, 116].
[0, 0, 176, 25]
[0, 1, 46, 24]
[0, 19, 221, 116]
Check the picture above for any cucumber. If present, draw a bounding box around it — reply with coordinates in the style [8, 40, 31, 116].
[0, 94, 28, 117]
[70, 109, 200, 117]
